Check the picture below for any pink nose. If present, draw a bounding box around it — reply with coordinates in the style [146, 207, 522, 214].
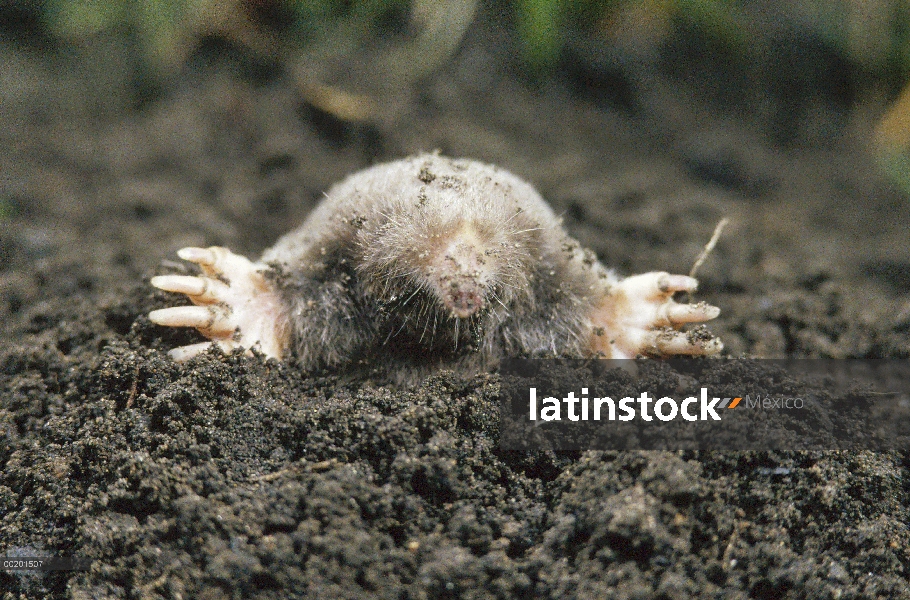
[444, 288, 483, 318]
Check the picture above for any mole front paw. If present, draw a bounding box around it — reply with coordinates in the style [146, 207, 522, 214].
[149, 246, 288, 361]
[589, 272, 722, 359]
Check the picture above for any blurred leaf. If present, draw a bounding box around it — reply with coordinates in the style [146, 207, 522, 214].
[672, 0, 752, 53]
[0, 197, 15, 220]
[45, 0, 125, 37]
[878, 149, 910, 197]
[138, 0, 190, 71]
[515, 0, 564, 73]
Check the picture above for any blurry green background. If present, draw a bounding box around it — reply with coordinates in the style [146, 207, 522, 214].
[32, 0, 910, 78]
[6, 0, 910, 192]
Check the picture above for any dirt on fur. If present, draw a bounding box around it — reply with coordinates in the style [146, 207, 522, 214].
[2, 7, 910, 599]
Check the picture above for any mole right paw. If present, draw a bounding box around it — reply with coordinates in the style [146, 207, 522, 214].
[149, 246, 288, 362]
[589, 272, 723, 359]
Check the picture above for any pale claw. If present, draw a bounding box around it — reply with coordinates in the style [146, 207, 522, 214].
[177, 246, 218, 267]
[589, 271, 722, 359]
[149, 246, 289, 361]
[656, 274, 698, 293]
[149, 275, 231, 304]
[619, 273, 698, 298]
[167, 341, 215, 362]
[657, 302, 721, 326]
[648, 328, 724, 355]
[167, 340, 242, 362]
[148, 305, 233, 333]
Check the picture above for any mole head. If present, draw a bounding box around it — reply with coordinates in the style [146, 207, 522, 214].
[426, 223, 491, 319]
[355, 206, 536, 326]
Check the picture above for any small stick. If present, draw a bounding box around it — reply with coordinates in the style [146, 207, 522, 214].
[126, 362, 140, 408]
[722, 518, 742, 570]
[687, 218, 729, 303]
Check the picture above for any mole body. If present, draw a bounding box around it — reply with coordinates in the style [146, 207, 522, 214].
[149, 155, 722, 369]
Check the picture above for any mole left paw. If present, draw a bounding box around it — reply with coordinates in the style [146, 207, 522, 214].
[590, 272, 722, 359]
[149, 246, 288, 362]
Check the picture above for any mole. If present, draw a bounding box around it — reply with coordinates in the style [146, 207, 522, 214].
[149, 154, 722, 371]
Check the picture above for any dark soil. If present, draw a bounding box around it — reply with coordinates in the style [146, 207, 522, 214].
[3, 9, 910, 599]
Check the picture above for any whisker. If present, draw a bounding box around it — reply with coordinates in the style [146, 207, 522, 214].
[391, 317, 409, 340]
[489, 289, 509, 311]
[377, 210, 405, 229]
[418, 301, 433, 343]
[382, 324, 395, 345]
[400, 286, 422, 308]
[383, 267, 421, 281]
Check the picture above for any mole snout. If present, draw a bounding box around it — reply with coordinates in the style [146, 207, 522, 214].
[442, 278, 484, 318]
[429, 225, 490, 319]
